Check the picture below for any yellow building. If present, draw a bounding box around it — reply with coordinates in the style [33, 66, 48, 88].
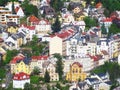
[7, 26, 18, 34]
[14, 61, 31, 74]
[66, 62, 86, 82]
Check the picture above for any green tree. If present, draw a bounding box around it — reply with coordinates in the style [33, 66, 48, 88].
[24, 83, 33, 90]
[52, 16, 61, 33]
[108, 23, 120, 36]
[101, 23, 107, 37]
[56, 82, 62, 90]
[4, 50, 19, 64]
[21, 0, 38, 17]
[44, 70, 50, 83]
[12, 1, 16, 14]
[84, 16, 98, 29]
[50, 0, 64, 12]
[32, 66, 40, 75]
[54, 53, 64, 80]
[0, 0, 9, 6]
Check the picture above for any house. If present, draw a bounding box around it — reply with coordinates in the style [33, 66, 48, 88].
[7, 22, 19, 34]
[49, 29, 74, 55]
[5, 2, 20, 11]
[43, 61, 59, 81]
[13, 72, 30, 89]
[63, 13, 75, 23]
[35, 19, 51, 36]
[19, 24, 36, 41]
[28, 15, 39, 26]
[99, 81, 112, 90]
[39, 5, 55, 18]
[66, 62, 87, 82]
[6, 14, 20, 25]
[15, 7, 24, 17]
[5, 34, 23, 49]
[10, 54, 31, 74]
[0, 10, 11, 24]
[96, 38, 109, 55]
[108, 34, 120, 58]
[110, 11, 120, 20]
[30, 55, 48, 72]
[85, 77, 100, 90]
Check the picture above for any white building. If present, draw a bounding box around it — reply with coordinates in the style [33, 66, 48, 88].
[36, 19, 51, 36]
[13, 72, 30, 89]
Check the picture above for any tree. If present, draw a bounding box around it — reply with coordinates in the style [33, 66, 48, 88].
[12, 1, 16, 14]
[108, 23, 120, 37]
[32, 66, 40, 75]
[21, 0, 38, 17]
[4, 49, 19, 64]
[54, 53, 64, 80]
[24, 83, 33, 90]
[0, 0, 9, 6]
[56, 82, 62, 90]
[44, 70, 50, 83]
[84, 16, 98, 29]
[101, 23, 107, 37]
[50, 0, 64, 12]
[52, 16, 61, 33]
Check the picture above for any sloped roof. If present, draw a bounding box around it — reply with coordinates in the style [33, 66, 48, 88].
[29, 15, 39, 22]
[31, 55, 48, 61]
[13, 72, 30, 80]
[72, 62, 82, 67]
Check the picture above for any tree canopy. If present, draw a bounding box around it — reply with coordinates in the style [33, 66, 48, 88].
[54, 53, 64, 80]
[51, 16, 61, 33]
[108, 23, 120, 36]
[21, 0, 38, 17]
[84, 16, 98, 29]
[92, 61, 120, 82]
[50, 0, 64, 12]
[44, 70, 50, 83]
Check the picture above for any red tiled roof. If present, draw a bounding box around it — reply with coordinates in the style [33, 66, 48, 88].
[89, 55, 102, 61]
[13, 72, 30, 80]
[103, 18, 112, 22]
[95, 2, 102, 8]
[32, 55, 48, 61]
[10, 55, 25, 64]
[20, 24, 35, 30]
[72, 62, 82, 67]
[15, 7, 19, 13]
[29, 15, 39, 22]
[27, 26, 35, 30]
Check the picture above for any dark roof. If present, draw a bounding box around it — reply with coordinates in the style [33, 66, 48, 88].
[86, 78, 99, 82]
[97, 73, 106, 77]
[7, 22, 18, 27]
[23, 57, 31, 64]
[105, 81, 112, 85]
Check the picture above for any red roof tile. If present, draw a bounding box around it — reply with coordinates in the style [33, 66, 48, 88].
[95, 2, 102, 8]
[72, 62, 82, 67]
[29, 15, 39, 22]
[13, 72, 30, 80]
[27, 26, 35, 30]
[103, 18, 112, 22]
[32, 55, 48, 61]
[15, 7, 19, 13]
[10, 55, 25, 64]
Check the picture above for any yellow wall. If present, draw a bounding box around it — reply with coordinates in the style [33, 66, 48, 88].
[7, 26, 18, 34]
[66, 63, 86, 82]
[14, 61, 31, 74]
